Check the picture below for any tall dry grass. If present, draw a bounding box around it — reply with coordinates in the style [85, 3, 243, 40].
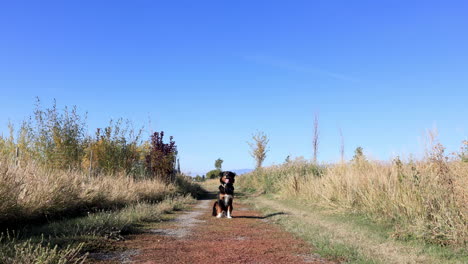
[239, 144, 468, 247]
[0, 155, 182, 227]
[0, 99, 201, 227]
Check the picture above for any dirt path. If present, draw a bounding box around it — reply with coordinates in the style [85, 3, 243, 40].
[90, 193, 336, 264]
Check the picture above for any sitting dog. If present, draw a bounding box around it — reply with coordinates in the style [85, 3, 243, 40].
[212, 171, 236, 218]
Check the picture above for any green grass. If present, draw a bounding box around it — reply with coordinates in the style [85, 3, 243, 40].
[0, 195, 195, 264]
[276, 198, 468, 263]
[239, 195, 375, 264]
[0, 234, 87, 264]
[278, 218, 377, 264]
[240, 193, 468, 264]
[278, 198, 393, 241]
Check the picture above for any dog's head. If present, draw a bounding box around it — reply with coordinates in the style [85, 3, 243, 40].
[220, 171, 236, 185]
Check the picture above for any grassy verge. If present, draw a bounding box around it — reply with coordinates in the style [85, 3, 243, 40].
[239, 194, 375, 264]
[0, 158, 196, 227]
[240, 193, 467, 264]
[0, 195, 196, 264]
[238, 151, 467, 247]
[0, 160, 201, 264]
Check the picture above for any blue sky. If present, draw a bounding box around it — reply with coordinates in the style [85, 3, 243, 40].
[1, 1, 467, 175]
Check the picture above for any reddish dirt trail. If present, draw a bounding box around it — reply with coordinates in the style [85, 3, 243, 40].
[90, 194, 336, 264]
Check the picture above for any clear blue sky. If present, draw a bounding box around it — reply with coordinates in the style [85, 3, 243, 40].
[1, 1, 467, 175]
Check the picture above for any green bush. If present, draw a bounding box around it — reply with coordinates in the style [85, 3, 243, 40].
[83, 118, 144, 175]
[206, 169, 221, 179]
[19, 98, 87, 169]
[2, 99, 146, 176]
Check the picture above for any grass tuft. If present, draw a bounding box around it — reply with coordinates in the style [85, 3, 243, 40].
[0, 233, 87, 264]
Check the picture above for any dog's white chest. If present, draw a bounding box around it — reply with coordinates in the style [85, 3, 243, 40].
[223, 194, 233, 207]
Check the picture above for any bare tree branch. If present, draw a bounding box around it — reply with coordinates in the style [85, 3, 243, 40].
[313, 113, 319, 163]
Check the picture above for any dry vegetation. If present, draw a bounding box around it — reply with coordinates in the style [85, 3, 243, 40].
[0, 137, 199, 263]
[0, 99, 201, 263]
[239, 140, 468, 247]
[0, 99, 200, 226]
[0, 158, 182, 226]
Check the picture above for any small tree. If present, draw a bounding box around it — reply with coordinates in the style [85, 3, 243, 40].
[248, 131, 269, 169]
[214, 158, 223, 170]
[206, 169, 221, 179]
[145, 131, 177, 183]
[352, 146, 365, 163]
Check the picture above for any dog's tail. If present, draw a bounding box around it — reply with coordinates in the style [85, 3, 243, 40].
[212, 201, 218, 216]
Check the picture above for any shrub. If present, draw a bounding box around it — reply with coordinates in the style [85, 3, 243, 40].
[2, 99, 146, 176]
[206, 169, 221, 179]
[145, 131, 178, 183]
[81, 118, 144, 175]
[17, 98, 87, 169]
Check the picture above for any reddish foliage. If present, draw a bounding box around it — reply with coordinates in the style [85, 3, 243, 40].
[145, 131, 177, 183]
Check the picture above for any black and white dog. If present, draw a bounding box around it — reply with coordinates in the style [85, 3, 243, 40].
[212, 171, 236, 218]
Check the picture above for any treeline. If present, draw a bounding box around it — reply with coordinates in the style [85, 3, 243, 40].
[0, 98, 177, 182]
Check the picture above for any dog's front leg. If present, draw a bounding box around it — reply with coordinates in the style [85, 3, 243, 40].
[227, 206, 232, 218]
[216, 204, 223, 218]
[213, 201, 223, 218]
[216, 197, 225, 218]
[226, 199, 233, 219]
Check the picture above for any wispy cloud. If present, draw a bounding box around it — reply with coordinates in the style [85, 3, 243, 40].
[243, 54, 360, 83]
